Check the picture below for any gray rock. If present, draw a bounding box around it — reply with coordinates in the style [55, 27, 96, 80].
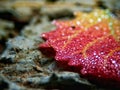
[25, 71, 94, 89]
[0, 36, 41, 63]
[0, 74, 24, 90]
[21, 18, 55, 42]
[0, 19, 15, 40]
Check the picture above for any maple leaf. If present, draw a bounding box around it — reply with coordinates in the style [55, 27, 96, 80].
[39, 9, 120, 84]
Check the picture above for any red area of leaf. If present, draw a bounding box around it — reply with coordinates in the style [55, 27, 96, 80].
[39, 10, 120, 85]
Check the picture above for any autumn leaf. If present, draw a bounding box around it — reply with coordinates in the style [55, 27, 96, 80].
[39, 9, 120, 83]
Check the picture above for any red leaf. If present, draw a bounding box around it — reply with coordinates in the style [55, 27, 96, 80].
[39, 9, 120, 84]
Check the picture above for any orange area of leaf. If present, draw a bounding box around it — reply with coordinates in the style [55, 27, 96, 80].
[62, 29, 82, 50]
[82, 36, 108, 58]
[106, 47, 120, 58]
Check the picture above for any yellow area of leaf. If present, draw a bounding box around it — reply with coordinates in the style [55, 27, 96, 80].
[73, 9, 111, 29]
[112, 19, 120, 41]
[63, 9, 120, 41]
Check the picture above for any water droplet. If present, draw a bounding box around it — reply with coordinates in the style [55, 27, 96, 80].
[112, 60, 116, 64]
[98, 18, 101, 22]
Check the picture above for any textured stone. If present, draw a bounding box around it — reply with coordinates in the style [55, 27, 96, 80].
[0, 74, 23, 90]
